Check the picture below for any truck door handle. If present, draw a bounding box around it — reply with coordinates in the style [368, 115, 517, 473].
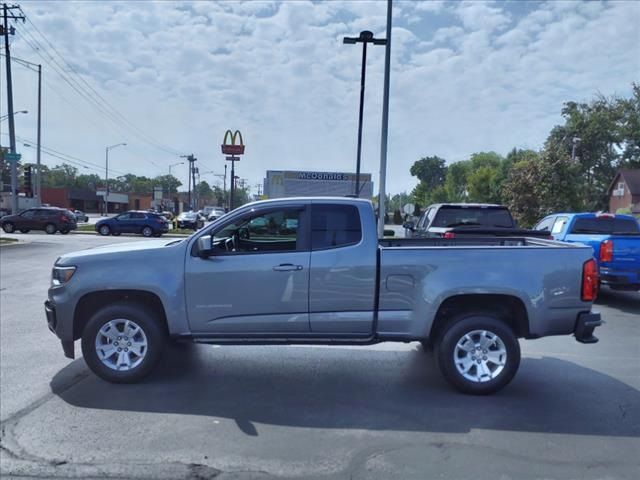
[273, 264, 303, 272]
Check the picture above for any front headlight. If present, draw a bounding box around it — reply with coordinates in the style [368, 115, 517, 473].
[51, 266, 76, 287]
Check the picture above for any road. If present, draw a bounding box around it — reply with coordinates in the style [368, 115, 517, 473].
[1, 232, 639, 479]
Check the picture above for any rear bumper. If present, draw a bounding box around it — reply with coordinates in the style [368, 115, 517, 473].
[600, 267, 640, 290]
[574, 311, 602, 344]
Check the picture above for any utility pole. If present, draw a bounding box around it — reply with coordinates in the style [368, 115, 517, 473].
[182, 154, 197, 210]
[2, 3, 25, 214]
[193, 165, 199, 209]
[36, 63, 41, 205]
[378, 0, 392, 237]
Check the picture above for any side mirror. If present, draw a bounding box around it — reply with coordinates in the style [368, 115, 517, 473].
[197, 235, 214, 257]
[403, 221, 415, 231]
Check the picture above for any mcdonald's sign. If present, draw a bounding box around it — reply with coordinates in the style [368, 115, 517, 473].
[221, 130, 245, 155]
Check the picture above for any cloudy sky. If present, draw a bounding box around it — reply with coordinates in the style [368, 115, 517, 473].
[2, 0, 639, 195]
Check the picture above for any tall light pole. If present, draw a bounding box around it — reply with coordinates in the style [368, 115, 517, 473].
[168, 161, 183, 176]
[378, 0, 392, 237]
[4, 54, 43, 204]
[343, 30, 386, 197]
[104, 143, 126, 215]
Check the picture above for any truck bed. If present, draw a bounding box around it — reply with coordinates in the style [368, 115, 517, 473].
[379, 237, 575, 248]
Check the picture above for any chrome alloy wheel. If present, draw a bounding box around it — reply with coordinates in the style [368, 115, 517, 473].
[95, 319, 148, 371]
[453, 329, 507, 383]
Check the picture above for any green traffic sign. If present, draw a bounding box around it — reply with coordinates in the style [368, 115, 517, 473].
[4, 153, 21, 162]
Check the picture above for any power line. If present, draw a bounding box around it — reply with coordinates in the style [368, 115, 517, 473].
[3, 131, 128, 175]
[17, 6, 185, 157]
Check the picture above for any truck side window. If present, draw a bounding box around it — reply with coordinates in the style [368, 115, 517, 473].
[534, 217, 554, 231]
[214, 209, 301, 253]
[551, 216, 568, 234]
[311, 205, 361, 250]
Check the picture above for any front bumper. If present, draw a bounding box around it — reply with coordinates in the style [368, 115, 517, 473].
[574, 311, 602, 344]
[45, 300, 74, 359]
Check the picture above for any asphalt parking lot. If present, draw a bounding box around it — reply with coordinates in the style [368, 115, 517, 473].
[1, 232, 639, 479]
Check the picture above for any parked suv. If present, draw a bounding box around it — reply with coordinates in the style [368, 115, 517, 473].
[176, 211, 205, 230]
[95, 211, 169, 237]
[1, 207, 77, 234]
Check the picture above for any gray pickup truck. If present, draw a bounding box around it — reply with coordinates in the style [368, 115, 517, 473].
[45, 197, 602, 394]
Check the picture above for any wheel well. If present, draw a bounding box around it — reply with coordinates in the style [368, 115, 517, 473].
[429, 294, 529, 341]
[73, 290, 168, 340]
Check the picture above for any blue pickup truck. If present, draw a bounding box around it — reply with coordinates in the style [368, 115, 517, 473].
[534, 213, 640, 291]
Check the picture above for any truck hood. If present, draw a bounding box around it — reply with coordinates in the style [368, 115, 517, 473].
[56, 239, 185, 264]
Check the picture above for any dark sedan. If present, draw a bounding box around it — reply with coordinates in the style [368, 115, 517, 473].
[176, 211, 205, 230]
[1, 207, 77, 234]
[72, 210, 89, 223]
[95, 211, 169, 237]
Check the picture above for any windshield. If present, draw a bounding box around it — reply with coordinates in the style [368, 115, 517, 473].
[432, 207, 515, 228]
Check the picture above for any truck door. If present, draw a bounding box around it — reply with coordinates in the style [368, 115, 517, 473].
[308, 203, 377, 334]
[184, 205, 311, 334]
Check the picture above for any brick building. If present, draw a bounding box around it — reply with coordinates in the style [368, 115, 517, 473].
[41, 188, 152, 213]
[607, 169, 640, 214]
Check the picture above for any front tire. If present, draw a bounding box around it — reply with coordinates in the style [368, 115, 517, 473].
[435, 314, 520, 395]
[141, 226, 153, 237]
[81, 303, 166, 383]
[45, 223, 57, 234]
[99, 225, 111, 236]
[20, 229, 30, 234]
[60, 229, 70, 234]
[2, 222, 15, 233]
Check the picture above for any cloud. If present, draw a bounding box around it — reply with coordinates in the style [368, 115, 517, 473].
[4, 0, 639, 197]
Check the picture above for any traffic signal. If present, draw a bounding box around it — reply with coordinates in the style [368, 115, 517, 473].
[24, 165, 32, 197]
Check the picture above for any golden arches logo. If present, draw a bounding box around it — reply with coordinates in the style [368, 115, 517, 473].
[221, 130, 245, 155]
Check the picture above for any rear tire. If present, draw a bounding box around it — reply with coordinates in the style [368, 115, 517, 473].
[45, 223, 57, 234]
[112, 232, 121, 236]
[81, 303, 166, 383]
[19, 229, 30, 234]
[435, 314, 520, 395]
[2, 222, 15, 233]
[60, 229, 70, 234]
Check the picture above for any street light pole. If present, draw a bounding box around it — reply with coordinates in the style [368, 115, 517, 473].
[378, 0, 392, 237]
[104, 143, 126, 215]
[343, 30, 386, 197]
[168, 161, 183, 176]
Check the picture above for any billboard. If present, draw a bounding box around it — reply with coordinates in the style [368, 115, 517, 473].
[264, 170, 373, 199]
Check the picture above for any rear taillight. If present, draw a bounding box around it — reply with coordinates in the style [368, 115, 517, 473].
[60, 215, 70, 222]
[600, 239, 613, 263]
[581, 258, 599, 302]
[443, 232, 456, 239]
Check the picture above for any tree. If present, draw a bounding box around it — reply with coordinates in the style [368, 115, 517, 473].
[196, 181, 213, 199]
[444, 161, 471, 201]
[467, 166, 500, 203]
[153, 174, 181, 194]
[410, 156, 447, 189]
[45, 164, 79, 188]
